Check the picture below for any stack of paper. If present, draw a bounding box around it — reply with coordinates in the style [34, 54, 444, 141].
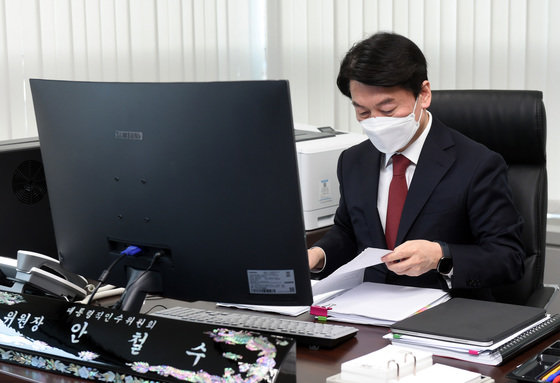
[316, 282, 449, 326]
[307, 248, 449, 326]
[385, 320, 550, 366]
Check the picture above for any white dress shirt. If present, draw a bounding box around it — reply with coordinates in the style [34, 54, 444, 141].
[377, 111, 432, 231]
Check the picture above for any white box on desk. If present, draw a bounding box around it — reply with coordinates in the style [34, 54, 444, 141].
[295, 123, 366, 230]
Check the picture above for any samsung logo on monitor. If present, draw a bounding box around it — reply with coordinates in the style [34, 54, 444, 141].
[115, 130, 143, 141]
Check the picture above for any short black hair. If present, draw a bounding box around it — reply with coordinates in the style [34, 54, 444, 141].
[336, 32, 428, 98]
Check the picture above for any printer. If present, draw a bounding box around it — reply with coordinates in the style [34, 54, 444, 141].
[295, 123, 367, 231]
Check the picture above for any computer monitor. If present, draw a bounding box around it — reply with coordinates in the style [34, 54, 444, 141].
[30, 79, 313, 312]
[0, 137, 58, 259]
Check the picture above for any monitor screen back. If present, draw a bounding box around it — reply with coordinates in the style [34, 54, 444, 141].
[30, 79, 313, 306]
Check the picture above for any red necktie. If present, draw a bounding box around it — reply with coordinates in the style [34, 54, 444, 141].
[385, 154, 411, 250]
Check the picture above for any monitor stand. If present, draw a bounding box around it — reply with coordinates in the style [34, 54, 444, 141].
[117, 267, 163, 312]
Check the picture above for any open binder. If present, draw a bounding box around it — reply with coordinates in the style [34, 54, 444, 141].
[326, 345, 494, 383]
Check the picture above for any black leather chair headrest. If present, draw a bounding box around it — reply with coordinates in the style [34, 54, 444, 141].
[429, 90, 546, 165]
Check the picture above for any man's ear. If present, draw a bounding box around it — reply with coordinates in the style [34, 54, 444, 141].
[420, 80, 431, 109]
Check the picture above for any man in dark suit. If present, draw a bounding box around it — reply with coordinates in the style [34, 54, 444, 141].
[308, 32, 524, 300]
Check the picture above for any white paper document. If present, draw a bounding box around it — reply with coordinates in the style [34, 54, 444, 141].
[319, 282, 449, 326]
[311, 247, 390, 295]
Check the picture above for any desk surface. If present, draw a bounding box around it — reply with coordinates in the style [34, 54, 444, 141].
[1, 298, 558, 383]
[296, 321, 560, 383]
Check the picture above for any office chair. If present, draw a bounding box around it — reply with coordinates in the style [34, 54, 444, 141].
[429, 89, 558, 308]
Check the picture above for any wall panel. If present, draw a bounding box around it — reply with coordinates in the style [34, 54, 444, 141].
[0, 0, 262, 140]
[267, 0, 560, 201]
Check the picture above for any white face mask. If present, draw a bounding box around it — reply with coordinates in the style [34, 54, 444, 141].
[360, 97, 423, 154]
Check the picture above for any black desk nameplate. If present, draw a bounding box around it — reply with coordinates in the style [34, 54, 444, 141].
[0, 291, 295, 382]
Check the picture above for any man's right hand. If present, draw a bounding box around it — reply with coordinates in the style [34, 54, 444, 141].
[308, 247, 326, 271]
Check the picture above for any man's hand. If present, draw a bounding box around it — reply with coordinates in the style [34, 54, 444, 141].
[381, 240, 442, 276]
[308, 247, 326, 271]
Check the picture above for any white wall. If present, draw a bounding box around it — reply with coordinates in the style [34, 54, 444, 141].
[1, 0, 559, 203]
[0, 0, 266, 139]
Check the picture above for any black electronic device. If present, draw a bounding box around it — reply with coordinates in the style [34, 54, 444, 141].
[0, 250, 89, 301]
[30, 79, 313, 312]
[153, 306, 359, 349]
[508, 340, 560, 382]
[0, 137, 58, 260]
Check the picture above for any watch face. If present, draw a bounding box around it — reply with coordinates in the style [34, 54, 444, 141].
[438, 257, 453, 274]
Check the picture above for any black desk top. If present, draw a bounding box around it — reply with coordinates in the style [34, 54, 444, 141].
[1, 297, 559, 383]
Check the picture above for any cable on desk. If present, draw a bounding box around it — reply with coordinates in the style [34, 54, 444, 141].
[111, 251, 163, 310]
[143, 304, 169, 315]
[86, 245, 142, 305]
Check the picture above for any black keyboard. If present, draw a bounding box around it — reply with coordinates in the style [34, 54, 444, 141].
[152, 306, 358, 348]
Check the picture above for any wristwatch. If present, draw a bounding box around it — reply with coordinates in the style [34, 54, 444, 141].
[436, 241, 453, 275]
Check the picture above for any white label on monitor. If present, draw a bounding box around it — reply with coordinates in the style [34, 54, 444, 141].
[247, 270, 296, 294]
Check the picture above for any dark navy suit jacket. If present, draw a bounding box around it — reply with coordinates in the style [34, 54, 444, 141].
[314, 116, 524, 300]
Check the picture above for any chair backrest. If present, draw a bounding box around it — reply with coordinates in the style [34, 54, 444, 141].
[429, 90, 547, 305]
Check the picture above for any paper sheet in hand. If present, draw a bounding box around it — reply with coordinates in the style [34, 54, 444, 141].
[312, 248, 390, 295]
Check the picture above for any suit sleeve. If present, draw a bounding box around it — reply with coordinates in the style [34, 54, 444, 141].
[448, 151, 524, 289]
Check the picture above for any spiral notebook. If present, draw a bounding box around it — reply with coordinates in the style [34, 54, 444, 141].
[388, 298, 560, 366]
[390, 315, 560, 365]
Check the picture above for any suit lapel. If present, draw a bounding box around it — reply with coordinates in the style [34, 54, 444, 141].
[359, 144, 386, 245]
[397, 119, 456, 244]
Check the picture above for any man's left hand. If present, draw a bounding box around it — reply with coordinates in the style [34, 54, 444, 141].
[381, 240, 442, 276]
